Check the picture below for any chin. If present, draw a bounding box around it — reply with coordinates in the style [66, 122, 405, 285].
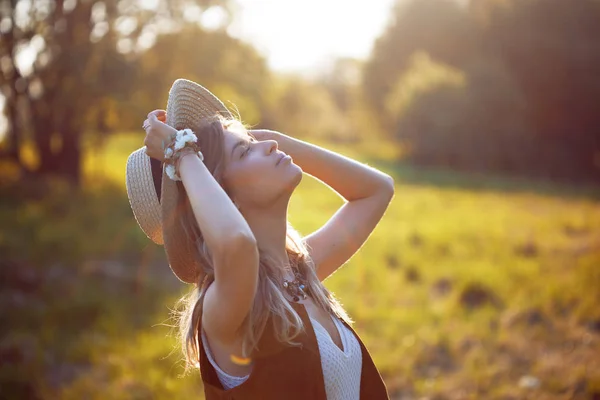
[278, 169, 302, 197]
[289, 165, 303, 186]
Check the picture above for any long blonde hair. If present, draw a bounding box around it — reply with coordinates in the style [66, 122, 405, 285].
[172, 115, 352, 374]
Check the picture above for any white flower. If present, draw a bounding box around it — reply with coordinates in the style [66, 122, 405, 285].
[174, 138, 185, 151]
[164, 147, 174, 159]
[185, 132, 198, 143]
[174, 129, 198, 151]
[165, 164, 180, 181]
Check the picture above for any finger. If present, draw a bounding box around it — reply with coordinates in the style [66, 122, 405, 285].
[148, 109, 166, 119]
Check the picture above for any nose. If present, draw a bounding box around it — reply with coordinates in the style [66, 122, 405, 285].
[265, 139, 278, 154]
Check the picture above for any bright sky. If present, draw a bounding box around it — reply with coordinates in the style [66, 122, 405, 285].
[227, 0, 396, 73]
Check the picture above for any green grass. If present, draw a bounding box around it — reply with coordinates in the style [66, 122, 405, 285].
[2, 132, 599, 399]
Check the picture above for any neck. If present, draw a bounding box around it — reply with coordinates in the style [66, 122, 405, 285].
[239, 198, 293, 279]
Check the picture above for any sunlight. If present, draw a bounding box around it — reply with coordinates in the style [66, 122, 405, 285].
[228, 0, 396, 73]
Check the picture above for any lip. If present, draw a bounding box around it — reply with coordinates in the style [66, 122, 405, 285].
[276, 153, 289, 166]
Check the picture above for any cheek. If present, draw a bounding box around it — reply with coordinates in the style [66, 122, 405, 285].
[225, 164, 259, 193]
[227, 156, 278, 191]
[229, 162, 277, 196]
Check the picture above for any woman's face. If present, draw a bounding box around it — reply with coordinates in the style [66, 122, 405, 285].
[221, 129, 302, 209]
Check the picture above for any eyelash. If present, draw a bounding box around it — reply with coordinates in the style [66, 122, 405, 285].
[240, 138, 257, 158]
[241, 144, 251, 158]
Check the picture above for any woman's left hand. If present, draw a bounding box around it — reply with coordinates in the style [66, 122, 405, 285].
[142, 110, 177, 162]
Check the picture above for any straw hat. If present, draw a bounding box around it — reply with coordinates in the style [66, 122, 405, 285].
[125, 79, 233, 284]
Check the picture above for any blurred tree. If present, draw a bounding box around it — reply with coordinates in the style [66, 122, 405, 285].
[363, 0, 600, 182]
[263, 76, 348, 141]
[313, 57, 379, 143]
[317, 57, 362, 113]
[395, 53, 534, 173]
[384, 51, 466, 124]
[468, 0, 511, 26]
[0, 0, 228, 185]
[363, 0, 480, 128]
[486, 0, 600, 180]
[129, 25, 270, 129]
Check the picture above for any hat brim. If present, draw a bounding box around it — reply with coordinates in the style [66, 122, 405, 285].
[126, 147, 164, 245]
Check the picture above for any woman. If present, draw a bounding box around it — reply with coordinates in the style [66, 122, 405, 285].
[127, 79, 394, 399]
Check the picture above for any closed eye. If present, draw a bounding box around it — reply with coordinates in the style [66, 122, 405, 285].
[240, 138, 257, 158]
[241, 144, 251, 158]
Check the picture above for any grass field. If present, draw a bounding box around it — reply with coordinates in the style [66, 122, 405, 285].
[2, 132, 599, 399]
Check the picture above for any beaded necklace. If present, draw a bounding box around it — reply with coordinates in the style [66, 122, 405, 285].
[282, 267, 309, 302]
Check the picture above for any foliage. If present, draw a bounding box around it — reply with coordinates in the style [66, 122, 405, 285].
[0, 0, 228, 184]
[363, 0, 600, 182]
[126, 25, 270, 129]
[364, 0, 479, 115]
[395, 53, 536, 173]
[384, 52, 466, 122]
[3, 0, 600, 189]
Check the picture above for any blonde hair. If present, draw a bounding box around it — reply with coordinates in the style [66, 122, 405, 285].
[171, 115, 352, 374]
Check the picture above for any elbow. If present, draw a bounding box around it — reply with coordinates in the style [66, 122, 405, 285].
[379, 174, 395, 199]
[213, 233, 258, 262]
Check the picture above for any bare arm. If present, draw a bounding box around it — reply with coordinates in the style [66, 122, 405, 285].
[141, 108, 260, 345]
[179, 154, 255, 254]
[178, 154, 259, 344]
[251, 130, 394, 280]
[252, 129, 392, 201]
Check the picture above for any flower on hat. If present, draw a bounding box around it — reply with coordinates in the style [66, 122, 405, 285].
[174, 128, 198, 151]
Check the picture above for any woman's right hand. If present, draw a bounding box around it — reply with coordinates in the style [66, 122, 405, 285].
[143, 110, 177, 162]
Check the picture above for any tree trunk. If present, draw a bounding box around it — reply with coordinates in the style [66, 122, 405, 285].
[31, 99, 61, 177]
[58, 129, 82, 186]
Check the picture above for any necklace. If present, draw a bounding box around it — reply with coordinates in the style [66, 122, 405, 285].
[282, 267, 309, 302]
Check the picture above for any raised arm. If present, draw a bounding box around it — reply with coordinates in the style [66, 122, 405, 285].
[251, 129, 394, 281]
[144, 112, 259, 345]
[178, 155, 259, 343]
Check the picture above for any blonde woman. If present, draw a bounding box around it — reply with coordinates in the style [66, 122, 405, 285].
[127, 79, 394, 399]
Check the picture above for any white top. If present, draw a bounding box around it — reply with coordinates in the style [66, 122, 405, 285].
[201, 314, 363, 400]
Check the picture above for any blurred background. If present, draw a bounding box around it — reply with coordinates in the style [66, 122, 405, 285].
[1, 0, 599, 398]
